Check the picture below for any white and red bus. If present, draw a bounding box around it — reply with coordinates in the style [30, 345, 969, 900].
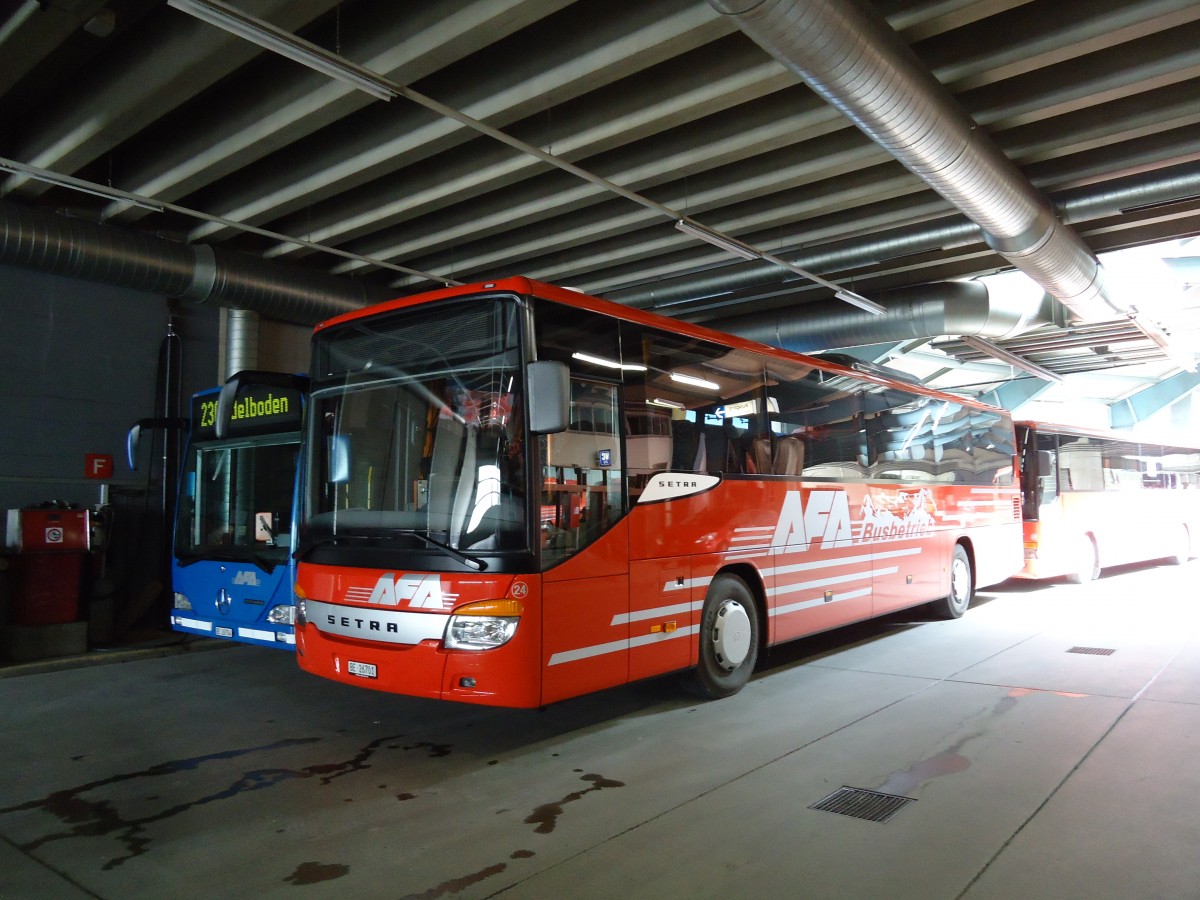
[290, 277, 1022, 707]
[1015, 421, 1200, 583]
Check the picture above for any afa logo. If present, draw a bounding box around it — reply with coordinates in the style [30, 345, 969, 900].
[770, 487, 937, 550]
[363, 573, 457, 609]
[771, 490, 855, 550]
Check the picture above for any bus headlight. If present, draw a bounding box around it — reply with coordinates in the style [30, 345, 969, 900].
[267, 604, 296, 625]
[173, 592, 192, 610]
[294, 597, 308, 626]
[444, 599, 523, 651]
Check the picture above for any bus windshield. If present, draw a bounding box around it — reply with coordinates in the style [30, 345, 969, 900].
[303, 295, 528, 565]
[175, 436, 298, 571]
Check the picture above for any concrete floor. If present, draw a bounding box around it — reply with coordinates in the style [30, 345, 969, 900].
[3, 558, 1200, 899]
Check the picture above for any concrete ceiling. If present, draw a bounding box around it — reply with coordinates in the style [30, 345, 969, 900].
[2, 0, 1199, 421]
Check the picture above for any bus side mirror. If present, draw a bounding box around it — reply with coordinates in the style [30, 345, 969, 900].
[126, 423, 142, 471]
[125, 416, 187, 470]
[527, 360, 569, 435]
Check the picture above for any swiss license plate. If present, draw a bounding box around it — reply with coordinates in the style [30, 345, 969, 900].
[215, 626, 233, 638]
[347, 660, 377, 679]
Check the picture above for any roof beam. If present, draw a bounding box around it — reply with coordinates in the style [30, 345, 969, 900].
[105, 0, 571, 222]
[1, 0, 338, 198]
[978, 378, 1055, 414]
[184, 0, 734, 242]
[1109, 371, 1200, 428]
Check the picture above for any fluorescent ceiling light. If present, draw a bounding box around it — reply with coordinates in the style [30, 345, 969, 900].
[1125, 306, 1197, 372]
[675, 219, 760, 261]
[0, 159, 163, 212]
[958, 336, 1065, 384]
[167, 0, 399, 101]
[649, 398, 685, 409]
[670, 372, 720, 390]
[675, 219, 887, 315]
[571, 352, 646, 372]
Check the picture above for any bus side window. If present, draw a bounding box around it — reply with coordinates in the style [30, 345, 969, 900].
[767, 361, 865, 479]
[541, 379, 626, 566]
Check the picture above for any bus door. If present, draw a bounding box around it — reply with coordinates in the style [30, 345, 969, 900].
[540, 379, 630, 705]
[766, 374, 875, 640]
[860, 394, 957, 615]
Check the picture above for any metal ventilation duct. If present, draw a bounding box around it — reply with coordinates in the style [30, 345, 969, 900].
[707, 0, 1128, 326]
[712, 280, 1050, 354]
[0, 199, 373, 325]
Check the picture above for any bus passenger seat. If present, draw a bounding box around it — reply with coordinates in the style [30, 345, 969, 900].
[774, 436, 804, 475]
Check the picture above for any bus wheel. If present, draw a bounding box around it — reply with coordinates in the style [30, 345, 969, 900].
[684, 574, 759, 700]
[1065, 535, 1099, 584]
[930, 544, 972, 620]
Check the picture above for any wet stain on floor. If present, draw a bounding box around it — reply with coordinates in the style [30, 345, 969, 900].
[401, 862, 509, 900]
[0, 733, 418, 871]
[524, 771, 626, 835]
[400, 769, 625, 898]
[285, 861, 350, 885]
[877, 734, 974, 797]
[401, 740, 453, 758]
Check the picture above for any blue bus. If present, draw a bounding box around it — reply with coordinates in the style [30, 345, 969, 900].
[169, 373, 305, 649]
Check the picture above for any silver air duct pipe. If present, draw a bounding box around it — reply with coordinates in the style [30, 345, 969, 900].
[0, 199, 374, 325]
[224, 308, 260, 380]
[707, 0, 1130, 326]
[712, 280, 1051, 354]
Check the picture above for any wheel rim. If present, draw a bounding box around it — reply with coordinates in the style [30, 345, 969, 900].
[950, 556, 970, 608]
[711, 600, 752, 671]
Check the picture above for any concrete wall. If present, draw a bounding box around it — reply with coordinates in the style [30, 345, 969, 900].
[0, 264, 221, 515]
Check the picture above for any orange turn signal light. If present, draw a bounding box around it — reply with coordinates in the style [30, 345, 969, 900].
[454, 599, 524, 617]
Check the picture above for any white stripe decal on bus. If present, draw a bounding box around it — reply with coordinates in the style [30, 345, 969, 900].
[766, 546, 920, 579]
[555, 547, 922, 667]
[611, 601, 696, 626]
[771, 586, 872, 617]
[769, 567, 891, 598]
[630, 625, 699, 648]
[172, 616, 212, 632]
[548, 626, 700, 666]
[547, 637, 630, 666]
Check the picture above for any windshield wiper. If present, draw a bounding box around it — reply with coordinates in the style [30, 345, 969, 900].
[293, 529, 486, 571]
[390, 529, 487, 571]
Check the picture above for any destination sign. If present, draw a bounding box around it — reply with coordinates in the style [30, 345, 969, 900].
[192, 382, 304, 440]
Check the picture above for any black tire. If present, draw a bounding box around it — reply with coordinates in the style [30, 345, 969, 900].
[929, 544, 973, 620]
[1064, 534, 1099, 584]
[683, 574, 760, 700]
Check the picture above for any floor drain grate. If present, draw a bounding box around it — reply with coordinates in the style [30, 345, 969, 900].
[1067, 646, 1116, 656]
[809, 786, 916, 823]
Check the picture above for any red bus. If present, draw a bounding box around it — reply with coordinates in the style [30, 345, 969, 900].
[291, 277, 1022, 707]
[1015, 421, 1200, 583]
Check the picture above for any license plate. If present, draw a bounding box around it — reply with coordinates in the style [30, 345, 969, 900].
[347, 660, 377, 679]
[215, 626, 233, 638]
